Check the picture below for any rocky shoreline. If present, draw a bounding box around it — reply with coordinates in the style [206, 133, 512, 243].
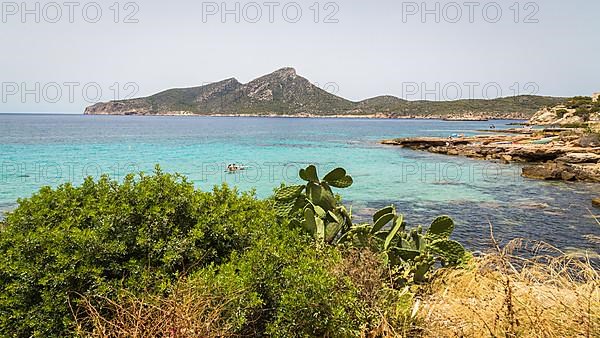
[382, 130, 600, 182]
[84, 110, 525, 120]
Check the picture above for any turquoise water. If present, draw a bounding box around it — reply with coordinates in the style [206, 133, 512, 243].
[1, 114, 599, 250]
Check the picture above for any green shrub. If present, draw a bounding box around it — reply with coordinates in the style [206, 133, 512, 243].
[567, 96, 593, 109]
[575, 108, 591, 120]
[555, 109, 568, 118]
[0, 167, 276, 337]
[0, 166, 427, 337]
[189, 224, 365, 337]
[76, 210, 373, 337]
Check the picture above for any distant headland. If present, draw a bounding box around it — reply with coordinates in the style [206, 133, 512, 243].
[85, 67, 565, 119]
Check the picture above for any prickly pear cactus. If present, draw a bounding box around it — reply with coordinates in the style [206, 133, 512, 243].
[322, 167, 353, 188]
[273, 166, 468, 283]
[426, 216, 454, 240]
[273, 184, 306, 217]
[274, 185, 304, 201]
[368, 206, 466, 283]
[412, 254, 435, 282]
[274, 165, 354, 244]
[394, 247, 420, 261]
[274, 198, 296, 217]
[299, 165, 319, 182]
[429, 239, 465, 264]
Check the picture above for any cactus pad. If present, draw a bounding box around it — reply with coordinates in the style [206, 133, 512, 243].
[372, 212, 395, 233]
[426, 216, 455, 240]
[429, 239, 465, 263]
[372, 205, 394, 223]
[303, 208, 317, 234]
[322, 168, 346, 182]
[299, 165, 319, 182]
[393, 247, 420, 261]
[326, 175, 353, 189]
[384, 214, 404, 250]
[274, 185, 305, 200]
[274, 199, 296, 217]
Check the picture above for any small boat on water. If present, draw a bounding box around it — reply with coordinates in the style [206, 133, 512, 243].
[225, 164, 249, 173]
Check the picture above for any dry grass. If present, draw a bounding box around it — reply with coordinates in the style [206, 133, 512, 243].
[73, 237, 600, 337]
[334, 249, 419, 338]
[73, 283, 247, 338]
[418, 237, 600, 338]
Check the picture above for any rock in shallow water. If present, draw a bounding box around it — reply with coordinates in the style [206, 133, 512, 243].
[522, 163, 572, 180]
[523, 163, 600, 182]
[556, 152, 600, 164]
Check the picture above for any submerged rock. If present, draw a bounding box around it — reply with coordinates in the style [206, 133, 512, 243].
[506, 146, 565, 162]
[515, 201, 550, 209]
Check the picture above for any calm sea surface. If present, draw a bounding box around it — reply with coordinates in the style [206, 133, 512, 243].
[1, 114, 599, 251]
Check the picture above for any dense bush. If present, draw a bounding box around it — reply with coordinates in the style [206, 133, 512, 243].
[0, 167, 409, 337]
[78, 220, 371, 337]
[567, 96, 593, 109]
[3, 164, 466, 337]
[189, 226, 366, 337]
[0, 167, 277, 337]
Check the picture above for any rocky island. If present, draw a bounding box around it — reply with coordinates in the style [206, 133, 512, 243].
[85, 67, 564, 119]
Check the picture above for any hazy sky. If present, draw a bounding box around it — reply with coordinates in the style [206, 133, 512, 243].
[1, 0, 599, 112]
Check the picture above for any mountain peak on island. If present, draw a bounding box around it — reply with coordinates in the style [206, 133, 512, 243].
[84, 67, 565, 118]
[249, 67, 299, 84]
[271, 67, 297, 76]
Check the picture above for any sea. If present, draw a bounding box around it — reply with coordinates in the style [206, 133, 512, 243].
[1, 114, 599, 252]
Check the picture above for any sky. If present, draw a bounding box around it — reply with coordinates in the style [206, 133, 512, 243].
[1, 0, 599, 112]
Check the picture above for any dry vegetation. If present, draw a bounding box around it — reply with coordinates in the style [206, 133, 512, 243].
[75, 249, 412, 338]
[418, 239, 599, 338]
[75, 239, 599, 338]
[334, 249, 417, 338]
[74, 285, 245, 338]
